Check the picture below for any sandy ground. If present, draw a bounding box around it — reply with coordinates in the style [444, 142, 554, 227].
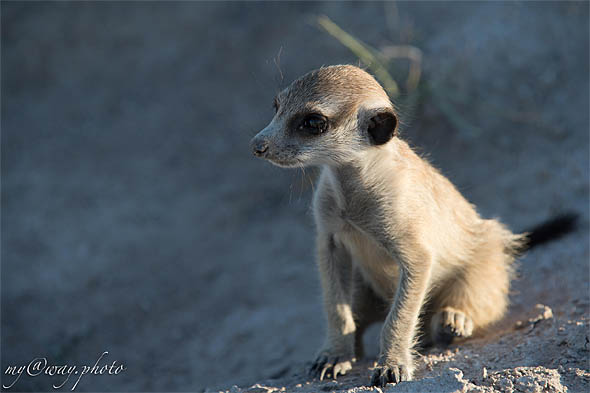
[1, 2, 588, 392]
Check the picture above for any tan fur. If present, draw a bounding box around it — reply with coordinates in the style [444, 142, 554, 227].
[251, 65, 525, 386]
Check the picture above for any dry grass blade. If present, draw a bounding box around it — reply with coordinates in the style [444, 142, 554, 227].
[380, 45, 423, 92]
[318, 15, 484, 138]
[317, 15, 400, 97]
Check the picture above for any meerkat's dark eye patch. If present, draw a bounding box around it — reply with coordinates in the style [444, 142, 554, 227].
[367, 110, 398, 145]
[297, 114, 328, 135]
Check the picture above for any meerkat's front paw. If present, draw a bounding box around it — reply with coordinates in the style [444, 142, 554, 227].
[370, 355, 414, 387]
[432, 307, 474, 344]
[309, 349, 355, 380]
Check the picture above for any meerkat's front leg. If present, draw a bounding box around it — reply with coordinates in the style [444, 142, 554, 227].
[371, 248, 433, 387]
[309, 233, 357, 380]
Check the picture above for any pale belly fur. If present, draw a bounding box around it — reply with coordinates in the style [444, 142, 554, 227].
[335, 225, 400, 302]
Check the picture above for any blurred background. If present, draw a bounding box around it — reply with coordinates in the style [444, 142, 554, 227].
[2, 2, 588, 392]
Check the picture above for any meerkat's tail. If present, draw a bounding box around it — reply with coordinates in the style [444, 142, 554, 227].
[517, 212, 579, 253]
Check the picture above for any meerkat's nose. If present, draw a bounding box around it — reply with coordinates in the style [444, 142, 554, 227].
[251, 138, 269, 157]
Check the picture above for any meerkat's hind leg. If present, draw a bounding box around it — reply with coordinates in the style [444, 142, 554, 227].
[430, 264, 509, 346]
[429, 231, 514, 345]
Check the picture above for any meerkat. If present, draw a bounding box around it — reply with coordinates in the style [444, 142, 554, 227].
[250, 65, 577, 387]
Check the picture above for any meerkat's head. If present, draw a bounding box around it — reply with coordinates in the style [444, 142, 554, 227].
[250, 65, 398, 168]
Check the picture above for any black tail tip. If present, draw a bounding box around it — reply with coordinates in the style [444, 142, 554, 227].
[526, 212, 579, 249]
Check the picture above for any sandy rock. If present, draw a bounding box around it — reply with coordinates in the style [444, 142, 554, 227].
[486, 367, 566, 393]
[383, 368, 475, 393]
[515, 304, 553, 330]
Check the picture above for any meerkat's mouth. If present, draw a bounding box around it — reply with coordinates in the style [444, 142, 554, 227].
[265, 156, 304, 169]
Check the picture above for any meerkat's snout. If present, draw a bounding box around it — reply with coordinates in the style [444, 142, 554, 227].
[250, 122, 298, 166]
[251, 136, 269, 157]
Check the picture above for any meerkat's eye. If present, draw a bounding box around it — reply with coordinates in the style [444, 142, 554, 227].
[298, 114, 328, 135]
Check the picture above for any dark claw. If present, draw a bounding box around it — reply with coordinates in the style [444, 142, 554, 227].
[321, 356, 339, 380]
[309, 362, 317, 376]
[393, 366, 400, 383]
[385, 368, 392, 383]
[371, 365, 409, 387]
[319, 363, 332, 381]
[309, 355, 327, 377]
[371, 367, 389, 388]
[309, 362, 316, 373]
[370, 368, 381, 386]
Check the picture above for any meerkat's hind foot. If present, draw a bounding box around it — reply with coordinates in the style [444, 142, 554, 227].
[431, 307, 474, 345]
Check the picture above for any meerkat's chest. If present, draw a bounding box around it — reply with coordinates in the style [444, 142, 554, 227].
[335, 223, 400, 301]
[316, 168, 402, 299]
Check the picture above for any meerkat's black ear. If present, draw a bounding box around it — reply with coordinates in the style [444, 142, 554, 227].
[367, 110, 398, 145]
